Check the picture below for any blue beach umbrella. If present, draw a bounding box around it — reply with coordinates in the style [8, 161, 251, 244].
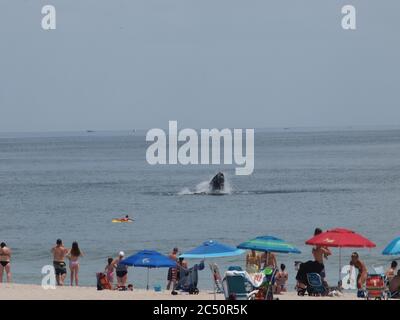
[237, 235, 301, 254]
[121, 250, 177, 290]
[180, 240, 245, 259]
[382, 236, 400, 256]
[180, 240, 245, 299]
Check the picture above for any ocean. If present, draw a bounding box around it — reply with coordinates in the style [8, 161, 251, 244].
[1, 128, 399, 289]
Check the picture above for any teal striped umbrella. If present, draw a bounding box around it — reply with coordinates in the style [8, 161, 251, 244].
[237, 236, 301, 254]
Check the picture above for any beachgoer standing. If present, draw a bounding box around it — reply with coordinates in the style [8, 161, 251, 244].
[260, 251, 277, 269]
[275, 263, 288, 294]
[51, 239, 69, 286]
[311, 228, 331, 281]
[67, 241, 84, 286]
[246, 250, 261, 273]
[166, 247, 178, 292]
[0, 242, 11, 283]
[114, 251, 128, 288]
[350, 252, 368, 290]
[105, 257, 115, 286]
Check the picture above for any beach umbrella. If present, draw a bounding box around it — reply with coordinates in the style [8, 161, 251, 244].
[305, 228, 376, 283]
[382, 236, 400, 256]
[180, 240, 245, 259]
[180, 240, 245, 299]
[237, 235, 301, 254]
[121, 250, 176, 290]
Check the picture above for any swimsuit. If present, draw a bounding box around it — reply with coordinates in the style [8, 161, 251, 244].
[53, 261, 67, 275]
[116, 262, 128, 278]
[0, 252, 10, 267]
[69, 260, 79, 268]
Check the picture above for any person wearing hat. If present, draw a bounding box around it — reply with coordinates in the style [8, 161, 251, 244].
[113, 251, 128, 289]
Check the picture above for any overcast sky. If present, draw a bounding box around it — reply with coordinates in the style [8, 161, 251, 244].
[0, 1, 399, 132]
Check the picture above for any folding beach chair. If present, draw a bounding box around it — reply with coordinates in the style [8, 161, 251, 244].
[209, 263, 224, 294]
[222, 271, 259, 300]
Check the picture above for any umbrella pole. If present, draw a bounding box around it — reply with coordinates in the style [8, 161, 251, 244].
[339, 248, 342, 287]
[147, 268, 149, 290]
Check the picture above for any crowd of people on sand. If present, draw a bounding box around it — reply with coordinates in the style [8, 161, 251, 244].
[1, 231, 400, 298]
[243, 228, 400, 298]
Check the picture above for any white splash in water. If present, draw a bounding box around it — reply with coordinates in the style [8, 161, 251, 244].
[178, 174, 232, 195]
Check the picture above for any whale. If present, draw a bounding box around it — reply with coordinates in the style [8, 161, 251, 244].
[209, 172, 225, 192]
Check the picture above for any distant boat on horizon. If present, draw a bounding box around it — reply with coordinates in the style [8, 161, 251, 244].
[86, 130, 95, 133]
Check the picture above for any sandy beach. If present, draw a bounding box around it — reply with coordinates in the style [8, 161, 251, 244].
[0, 284, 361, 300]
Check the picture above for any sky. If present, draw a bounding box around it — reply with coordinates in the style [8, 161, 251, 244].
[0, 1, 399, 132]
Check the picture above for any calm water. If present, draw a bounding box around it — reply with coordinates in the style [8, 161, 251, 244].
[0, 128, 399, 289]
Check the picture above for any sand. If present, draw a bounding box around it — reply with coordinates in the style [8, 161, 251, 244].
[0, 283, 361, 300]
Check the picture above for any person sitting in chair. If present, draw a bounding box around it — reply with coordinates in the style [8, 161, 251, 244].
[389, 270, 400, 298]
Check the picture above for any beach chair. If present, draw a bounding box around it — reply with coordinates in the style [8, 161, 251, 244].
[365, 274, 388, 300]
[260, 267, 278, 300]
[209, 263, 224, 294]
[222, 271, 259, 300]
[306, 273, 328, 296]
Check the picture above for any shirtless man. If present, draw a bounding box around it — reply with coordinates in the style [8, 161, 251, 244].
[350, 252, 368, 290]
[312, 228, 331, 280]
[0, 242, 12, 283]
[51, 239, 69, 286]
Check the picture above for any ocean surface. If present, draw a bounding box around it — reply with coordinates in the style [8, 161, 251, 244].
[1, 128, 399, 290]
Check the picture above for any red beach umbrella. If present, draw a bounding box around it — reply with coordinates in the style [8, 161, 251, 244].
[305, 228, 376, 284]
[305, 228, 376, 248]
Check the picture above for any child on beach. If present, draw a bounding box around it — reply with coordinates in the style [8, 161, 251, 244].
[275, 264, 288, 294]
[105, 257, 115, 286]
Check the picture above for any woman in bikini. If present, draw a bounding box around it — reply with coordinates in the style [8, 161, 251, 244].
[350, 252, 368, 290]
[246, 250, 261, 273]
[67, 242, 84, 286]
[0, 242, 11, 283]
[105, 257, 115, 286]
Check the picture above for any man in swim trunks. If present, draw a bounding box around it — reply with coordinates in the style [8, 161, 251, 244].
[51, 239, 68, 286]
[0, 242, 12, 283]
[311, 228, 331, 283]
[350, 252, 368, 290]
[166, 247, 178, 292]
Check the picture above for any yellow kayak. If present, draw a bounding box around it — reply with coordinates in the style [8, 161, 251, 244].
[112, 219, 134, 223]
